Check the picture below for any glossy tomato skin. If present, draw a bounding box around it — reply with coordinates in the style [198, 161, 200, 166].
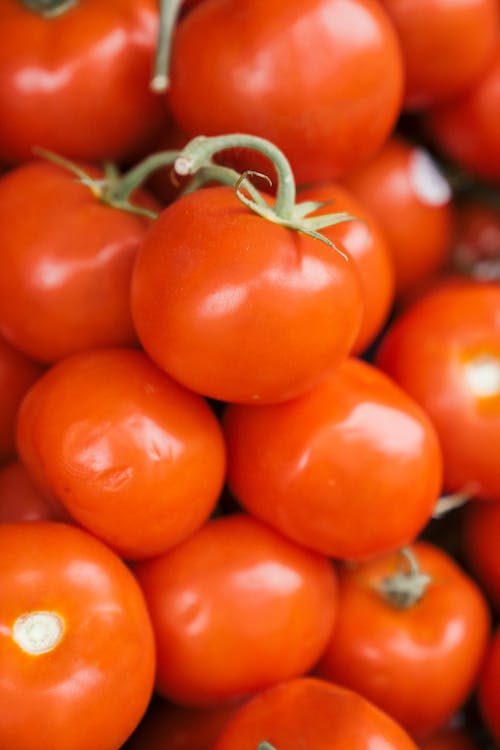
[16, 348, 226, 560]
[0, 521, 155, 750]
[0, 0, 168, 165]
[298, 182, 395, 354]
[315, 542, 491, 740]
[478, 628, 500, 744]
[133, 513, 339, 707]
[167, 0, 404, 184]
[213, 676, 419, 750]
[0, 160, 159, 364]
[224, 357, 443, 560]
[0, 334, 43, 463]
[344, 137, 454, 299]
[461, 500, 500, 612]
[131, 185, 363, 405]
[378, 0, 499, 109]
[376, 280, 500, 501]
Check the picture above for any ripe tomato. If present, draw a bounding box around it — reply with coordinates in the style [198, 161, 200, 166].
[315, 541, 491, 739]
[131, 185, 363, 405]
[224, 357, 443, 560]
[344, 136, 454, 299]
[478, 627, 500, 744]
[0, 160, 160, 364]
[16, 348, 226, 560]
[167, 0, 404, 184]
[213, 677, 419, 750]
[0, 521, 155, 750]
[0, 460, 69, 523]
[376, 280, 500, 501]
[0, 334, 43, 463]
[378, 0, 499, 109]
[461, 500, 500, 613]
[0, 0, 168, 165]
[451, 197, 500, 280]
[133, 513, 339, 706]
[297, 182, 395, 354]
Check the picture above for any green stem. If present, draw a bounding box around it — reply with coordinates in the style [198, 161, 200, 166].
[21, 0, 78, 17]
[152, 0, 184, 92]
[114, 150, 180, 202]
[377, 546, 432, 609]
[181, 164, 270, 207]
[259, 744, 277, 750]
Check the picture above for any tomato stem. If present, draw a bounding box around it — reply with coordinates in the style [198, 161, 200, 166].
[21, 0, 78, 17]
[115, 150, 180, 202]
[152, 0, 184, 92]
[378, 547, 431, 609]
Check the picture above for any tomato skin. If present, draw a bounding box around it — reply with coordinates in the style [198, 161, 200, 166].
[451, 198, 500, 279]
[133, 513, 339, 707]
[0, 0, 168, 165]
[344, 137, 454, 299]
[16, 348, 226, 560]
[0, 460, 69, 523]
[315, 542, 491, 740]
[167, 0, 404, 184]
[213, 676, 419, 750]
[375, 280, 500, 501]
[419, 727, 482, 750]
[461, 500, 500, 613]
[0, 521, 155, 750]
[0, 160, 159, 364]
[478, 627, 500, 744]
[131, 185, 363, 405]
[378, 0, 499, 109]
[224, 357, 442, 560]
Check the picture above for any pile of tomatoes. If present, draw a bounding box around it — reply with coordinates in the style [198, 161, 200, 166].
[1, 1, 500, 749]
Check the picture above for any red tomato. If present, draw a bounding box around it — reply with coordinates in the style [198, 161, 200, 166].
[0, 160, 160, 364]
[131, 185, 363, 405]
[0, 0, 169, 165]
[0, 521, 155, 750]
[133, 513, 339, 706]
[451, 198, 500, 280]
[478, 628, 500, 744]
[344, 136, 454, 299]
[0, 334, 43, 463]
[298, 182, 395, 354]
[16, 348, 226, 560]
[167, 0, 404, 184]
[461, 500, 500, 612]
[224, 357, 443, 560]
[426, 47, 500, 182]
[419, 727, 482, 750]
[213, 677, 419, 750]
[378, 0, 499, 109]
[376, 280, 500, 501]
[315, 542, 491, 739]
[0, 460, 69, 523]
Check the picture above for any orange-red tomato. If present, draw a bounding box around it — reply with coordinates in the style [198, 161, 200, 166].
[133, 513, 339, 707]
[224, 357, 442, 560]
[16, 348, 226, 560]
[461, 500, 500, 612]
[213, 677, 420, 750]
[0, 521, 156, 750]
[478, 627, 500, 744]
[344, 136, 454, 299]
[315, 542, 491, 739]
[0, 460, 69, 523]
[376, 280, 500, 501]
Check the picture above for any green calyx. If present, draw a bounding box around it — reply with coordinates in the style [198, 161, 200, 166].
[21, 0, 78, 18]
[377, 547, 432, 610]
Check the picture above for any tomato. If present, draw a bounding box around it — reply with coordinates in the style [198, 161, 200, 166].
[344, 136, 454, 300]
[224, 357, 442, 560]
[16, 348, 226, 560]
[426, 47, 500, 182]
[378, 0, 499, 109]
[461, 500, 500, 613]
[451, 197, 500, 281]
[478, 627, 500, 744]
[131, 184, 363, 404]
[375, 280, 500, 501]
[133, 513, 339, 706]
[0, 460, 69, 523]
[315, 541, 491, 739]
[297, 182, 395, 354]
[213, 676, 419, 750]
[0, 334, 43, 464]
[0, 521, 155, 750]
[166, 0, 404, 184]
[0, 0, 169, 165]
[419, 726, 482, 750]
[0, 160, 160, 364]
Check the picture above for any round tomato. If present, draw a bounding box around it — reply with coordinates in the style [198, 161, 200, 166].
[0, 0, 168, 165]
[213, 677, 419, 750]
[133, 513, 339, 706]
[131, 185, 363, 404]
[0, 460, 69, 523]
[224, 357, 443, 560]
[16, 348, 226, 560]
[167, 0, 404, 184]
[344, 136, 454, 299]
[461, 500, 500, 612]
[376, 280, 500, 501]
[478, 627, 500, 744]
[315, 541, 491, 739]
[0, 521, 155, 750]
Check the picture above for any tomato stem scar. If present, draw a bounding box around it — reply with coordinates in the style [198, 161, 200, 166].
[378, 546, 432, 609]
[13, 611, 65, 655]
